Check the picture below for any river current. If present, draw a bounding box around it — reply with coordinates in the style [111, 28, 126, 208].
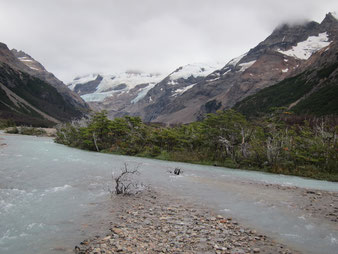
[0, 132, 337, 254]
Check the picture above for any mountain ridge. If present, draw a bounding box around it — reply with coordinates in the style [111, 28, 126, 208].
[69, 12, 338, 123]
[0, 43, 89, 126]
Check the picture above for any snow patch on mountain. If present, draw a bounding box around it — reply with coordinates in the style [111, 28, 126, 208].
[17, 55, 44, 71]
[238, 60, 256, 72]
[81, 92, 112, 102]
[96, 72, 163, 93]
[222, 69, 231, 76]
[206, 77, 220, 82]
[18, 57, 33, 62]
[131, 83, 157, 104]
[332, 12, 338, 20]
[68, 74, 98, 90]
[277, 32, 331, 60]
[169, 62, 224, 80]
[168, 80, 178, 86]
[68, 72, 164, 102]
[172, 84, 196, 97]
[227, 53, 247, 66]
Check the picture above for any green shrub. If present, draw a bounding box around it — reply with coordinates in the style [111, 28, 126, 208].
[54, 110, 338, 182]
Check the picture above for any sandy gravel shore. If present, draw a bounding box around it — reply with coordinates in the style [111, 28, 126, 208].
[75, 190, 301, 254]
[243, 181, 338, 224]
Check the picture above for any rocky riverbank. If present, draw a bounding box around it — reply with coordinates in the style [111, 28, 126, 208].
[75, 190, 300, 254]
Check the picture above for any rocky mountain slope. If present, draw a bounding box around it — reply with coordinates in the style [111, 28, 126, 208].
[141, 13, 337, 124]
[0, 43, 89, 126]
[70, 13, 338, 123]
[234, 41, 338, 116]
[67, 62, 223, 120]
[67, 71, 165, 117]
[10, 49, 88, 112]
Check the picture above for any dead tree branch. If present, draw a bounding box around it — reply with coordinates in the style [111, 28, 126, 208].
[113, 163, 140, 195]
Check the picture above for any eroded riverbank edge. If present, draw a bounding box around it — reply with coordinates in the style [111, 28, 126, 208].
[75, 189, 302, 254]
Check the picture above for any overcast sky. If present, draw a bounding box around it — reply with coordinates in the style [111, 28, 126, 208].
[0, 0, 337, 83]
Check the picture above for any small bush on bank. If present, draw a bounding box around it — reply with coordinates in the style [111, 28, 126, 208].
[5, 126, 47, 136]
[0, 119, 16, 130]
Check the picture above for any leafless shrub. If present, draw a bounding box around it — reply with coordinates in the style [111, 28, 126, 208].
[110, 163, 143, 195]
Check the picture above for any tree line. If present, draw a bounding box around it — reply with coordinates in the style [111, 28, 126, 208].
[55, 109, 338, 181]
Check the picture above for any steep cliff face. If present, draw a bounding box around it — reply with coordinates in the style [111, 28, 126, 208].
[0, 43, 89, 126]
[10, 49, 88, 112]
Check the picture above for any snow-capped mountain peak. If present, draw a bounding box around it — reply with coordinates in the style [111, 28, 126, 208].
[332, 12, 338, 20]
[68, 73, 99, 90]
[227, 53, 247, 67]
[277, 32, 332, 60]
[68, 72, 164, 102]
[11, 49, 46, 72]
[169, 62, 225, 81]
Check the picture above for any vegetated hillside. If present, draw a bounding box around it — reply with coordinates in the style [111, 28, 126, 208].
[0, 63, 84, 127]
[0, 42, 89, 126]
[234, 42, 338, 117]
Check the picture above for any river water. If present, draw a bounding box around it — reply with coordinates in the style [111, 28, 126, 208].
[0, 133, 337, 254]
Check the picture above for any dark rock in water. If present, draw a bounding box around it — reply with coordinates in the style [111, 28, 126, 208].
[80, 240, 89, 245]
[174, 167, 181, 175]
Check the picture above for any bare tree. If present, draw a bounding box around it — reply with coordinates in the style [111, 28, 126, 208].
[112, 163, 141, 195]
